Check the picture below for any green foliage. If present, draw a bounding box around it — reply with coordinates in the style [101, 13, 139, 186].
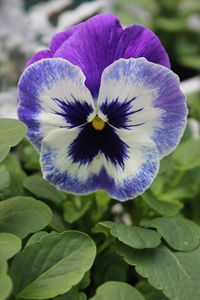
[0, 119, 27, 148]
[142, 192, 183, 216]
[0, 197, 52, 238]
[0, 233, 21, 260]
[9, 231, 96, 299]
[173, 138, 200, 170]
[136, 281, 168, 300]
[1, 154, 27, 198]
[63, 195, 93, 224]
[117, 244, 200, 300]
[0, 260, 12, 300]
[56, 287, 87, 300]
[1, 125, 200, 300]
[94, 221, 161, 249]
[90, 281, 145, 300]
[23, 175, 66, 207]
[141, 216, 200, 251]
[0, 166, 10, 191]
[0, 145, 10, 163]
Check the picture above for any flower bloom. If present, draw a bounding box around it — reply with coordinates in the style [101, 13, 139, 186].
[18, 14, 187, 201]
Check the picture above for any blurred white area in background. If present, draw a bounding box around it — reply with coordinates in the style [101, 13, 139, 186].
[0, 88, 18, 119]
[0, 0, 38, 53]
[56, 0, 108, 32]
[187, 14, 200, 32]
[0, 0, 112, 54]
[180, 76, 200, 95]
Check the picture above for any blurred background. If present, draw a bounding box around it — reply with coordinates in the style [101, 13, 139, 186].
[0, 0, 200, 122]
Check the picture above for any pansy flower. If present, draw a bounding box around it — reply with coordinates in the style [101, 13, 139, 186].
[18, 14, 187, 201]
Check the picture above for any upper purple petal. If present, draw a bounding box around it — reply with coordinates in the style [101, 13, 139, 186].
[54, 14, 170, 98]
[26, 14, 170, 98]
[26, 24, 81, 67]
[26, 50, 52, 67]
[49, 24, 81, 53]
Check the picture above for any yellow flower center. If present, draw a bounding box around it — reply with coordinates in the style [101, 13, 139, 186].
[91, 115, 105, 130]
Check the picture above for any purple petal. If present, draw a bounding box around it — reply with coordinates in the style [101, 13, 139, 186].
[18, 58, 95, 150]
[54, 14, 170, 98]
[122, 24, 170, 68]
[26, 50, 52, 67]
[41, 126, 159, 201]
[97, 58, 187, 158]
[50, 24, 81, 53]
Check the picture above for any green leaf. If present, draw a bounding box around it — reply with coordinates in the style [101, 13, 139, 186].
[0, 233, 21, 260]
[10, 231, 96, 299]
[90, 281, 145, 300]
[0, 145, 10, 163]
[94, 221, 161, 249]
[0, 119, 27, 147]
[2, 154, 27, 197]
[25, 231, 49, 247]
[136, 281, 168, 300]
[140, 216, 200, 251]
[159, 186, 193, 200]
[159, 155, 174, 175]
[63, 195, 92, 224]
[93, 251, 128, 286]
[117, 244, 200, 300]
[179, 55, 200, 70]
[79, 293, 87, 300]
[173, 138, 200, 170]
[155, 16, 186, 32]
[0, 196, 52, 238]
[23, 145, 40, 170]
[150, 175, 165, 196]
[23, 175, 66, 207]
[0, 259, 12, 300]
[142, 192, 183, 216]
[78, 271, 90, 290]
[55, 287, 87, 300]
[0, 166, 10, 191]
[95, 190, 111, 206]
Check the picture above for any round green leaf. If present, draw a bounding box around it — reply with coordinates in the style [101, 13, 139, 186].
[25, 231, 49, 247]
[63, 196, 92, 224]
[23, 175, 66, 207]
[0, 196, 52, 238]
[142, 193, 183, 216]
[3, 154, 27, 197]
[0, 260, 12, 300]
[0, 145, 10, 163]
[79, 293, 87, 300]
[0, 118, 27, 147]
[173, 138, 200, 170]
[95, 191, 111, 206]
[0, 233, 21, 260]
[141, 216, 200, 251]
[117, 244, 200, 300]
[136, 281, 168, 300]
[0, 167, 10, 191]
[10, 231, 96, 299]
[94, 221, 161, 249]
[90, 281, 145, 300]
[57, 287, 87, 300]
